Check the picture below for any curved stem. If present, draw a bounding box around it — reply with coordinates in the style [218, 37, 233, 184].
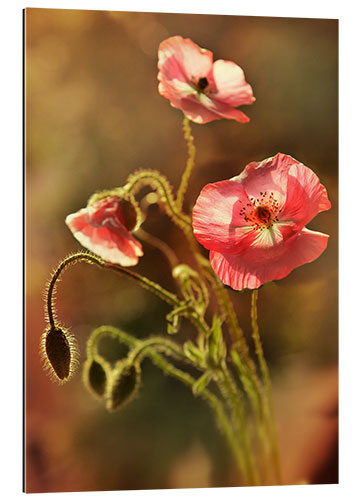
[127, 337, 189, 365]
[89, 325, 139, 351]
[47, 252, 213, 352]
[123, 170, 191, 232]
[46, 253, 98, 327]
[46, 252, 183, 330]
[88, 324, 247, 482]
[176, 115, 196, 210]
[251, 289, 282, 485]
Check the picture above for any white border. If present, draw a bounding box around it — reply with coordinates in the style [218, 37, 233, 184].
[3, 1, 356, 499]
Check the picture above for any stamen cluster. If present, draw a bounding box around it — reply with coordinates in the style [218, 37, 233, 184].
[238, 191, 282, 232]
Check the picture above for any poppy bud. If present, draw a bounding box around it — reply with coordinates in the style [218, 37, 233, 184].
[66, 195, 143, 266]
[83, 357, 109, 399]
[41, 325, 78, 382]
[106, 363, 141, 412]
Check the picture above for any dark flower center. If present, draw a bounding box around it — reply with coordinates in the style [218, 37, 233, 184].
[197, 77, 209, 91]
[256, 206, 271, 223]
[238, 191, 282, 231]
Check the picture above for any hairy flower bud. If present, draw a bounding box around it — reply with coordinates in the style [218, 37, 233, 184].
[83, 357, 109, 398]
[40, 325, 78, 382]
[106, 363, 141, 412]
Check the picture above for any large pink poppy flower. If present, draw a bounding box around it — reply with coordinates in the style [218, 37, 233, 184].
[65, 196, 143, 266]
[157, 36, 255, 124]
[192, 153, 331, 290]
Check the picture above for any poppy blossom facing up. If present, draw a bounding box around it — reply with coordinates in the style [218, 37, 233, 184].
[157, 36, 255, 124]
[66, 196, 143, 266]
[192, 153, 331, 290]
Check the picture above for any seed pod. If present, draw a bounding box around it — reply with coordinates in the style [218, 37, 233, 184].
[40, 324, 78, 383]
[106, 363, 141, 412]
[83, 357, 109, 399]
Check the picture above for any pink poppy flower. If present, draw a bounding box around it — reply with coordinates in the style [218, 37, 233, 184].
[157, 36, 255, 124]
[192, 153, 331, 290]
[65, 196, 143, 266]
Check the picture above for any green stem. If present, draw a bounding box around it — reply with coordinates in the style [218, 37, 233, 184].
[89, 325, 247, 482]
[89, 325, 139, 352]
[216, 362, 259, 485]
[196, 254, 273, 483]
[47, 252, 221, 354]
[127, 337, 189, 365]
[176, 115, 196, 210]
[210, 268, 253, 369]
[231, 350, 270, 483]
[195, 254, 258, 372]
[46, 253, 100, 327]
[123, 169, 191, 232]
[178, 296, 258, 484]
[46, 252, 183, 329]
[151, 352, 248, 483]
[251, 289, 282, 485]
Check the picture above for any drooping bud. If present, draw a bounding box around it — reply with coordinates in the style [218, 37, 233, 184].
[40, 324, 78, 383]
[106, 363, 141, 412]
[83, 357, 109, 398]
[86, 190, 141, 232]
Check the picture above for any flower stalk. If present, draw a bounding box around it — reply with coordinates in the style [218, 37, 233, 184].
[122, 169, 191, 232]
[251, 289, 282, 484]
[176, 115, 196, 210]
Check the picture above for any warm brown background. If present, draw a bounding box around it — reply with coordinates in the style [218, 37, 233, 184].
[25, 8, 338, 492]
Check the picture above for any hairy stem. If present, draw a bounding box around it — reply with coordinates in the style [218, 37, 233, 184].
[215, 362, 259, 485]
[251, 289, 282, 484]
[176, 115, 196, 210]
[151, 352, 248, 483]
[47, 252, 214, 351]
[89, 325, 248, 482]
[46, 252, 183, 330]
[127, 337, 190, 365]
[123, 170, 191, 232]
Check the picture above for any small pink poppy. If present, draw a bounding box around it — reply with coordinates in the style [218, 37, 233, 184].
[65, 196, 143, 266]
[157, 35, 255, 124]
[192, 153, 331, 290]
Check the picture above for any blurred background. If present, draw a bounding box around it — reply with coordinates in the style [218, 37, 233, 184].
[25, 8, 338, 492]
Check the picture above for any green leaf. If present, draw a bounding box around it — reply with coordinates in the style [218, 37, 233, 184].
[208, 315, 226, 366]
[183, 340, 206, 367]
[192, 371, 212, 395]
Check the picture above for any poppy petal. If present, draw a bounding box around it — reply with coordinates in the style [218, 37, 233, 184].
[209, 228, 329, 290]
